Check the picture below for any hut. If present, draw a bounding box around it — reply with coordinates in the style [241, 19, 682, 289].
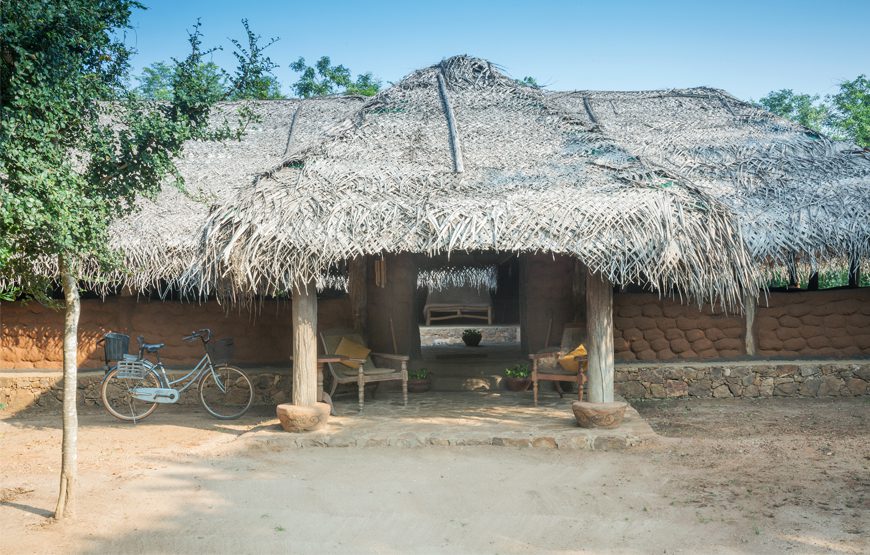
[194, 56, 870, 405]
[2, 56, 869, 410]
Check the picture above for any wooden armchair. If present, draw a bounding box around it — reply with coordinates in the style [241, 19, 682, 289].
[528, 324, 588, 406]
[320, 328, 408, 412]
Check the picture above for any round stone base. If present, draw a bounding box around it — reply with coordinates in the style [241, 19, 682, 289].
[276, 402, 330, 432]
[572, 401, 628, 429]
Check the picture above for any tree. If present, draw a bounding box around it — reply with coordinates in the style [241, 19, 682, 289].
[829, 75, 869, 148]
[136, 60, 225, 101]
[290, 56, 381, 98]
[226, 19, 283, 100]
[758, 89, 830, 133]
[0, 2, 239, 519]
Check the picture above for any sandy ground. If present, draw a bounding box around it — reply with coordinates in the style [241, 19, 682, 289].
[1, 398, 868, 554]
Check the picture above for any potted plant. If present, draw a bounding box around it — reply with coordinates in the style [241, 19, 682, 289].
[462, 328, 482, 347]
[503, 363, 531, 391]
[407, 368, 432, 393]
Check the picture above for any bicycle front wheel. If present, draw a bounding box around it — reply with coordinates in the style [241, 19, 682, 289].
[101, 367, 160, 422]
[199, 365, 254, 419]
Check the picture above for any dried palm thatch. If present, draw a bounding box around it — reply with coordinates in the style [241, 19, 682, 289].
[548, 88, 870, 275]
[197, 55, 760, 308]
[2, 98, 365, 294]
[417, 265, 498, 292]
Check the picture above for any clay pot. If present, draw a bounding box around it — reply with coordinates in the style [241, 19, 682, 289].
[276, 402, 330, 432]
[572, 401, 628, 429]
[462, 334, 482, 347]
[504, 377, 531, 392]
[407, 379, 431, 393]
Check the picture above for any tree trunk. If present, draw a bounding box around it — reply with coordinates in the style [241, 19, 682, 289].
[586, 269, 614, 403]
[54, 254, 79, 520]
[744, 292, 758, 357]
[292, 280, 318, 407]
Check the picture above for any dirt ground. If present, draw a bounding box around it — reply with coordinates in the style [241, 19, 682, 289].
[1, 397, 868, 554]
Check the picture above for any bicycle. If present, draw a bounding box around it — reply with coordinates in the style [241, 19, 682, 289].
[99, 329, 254, 422]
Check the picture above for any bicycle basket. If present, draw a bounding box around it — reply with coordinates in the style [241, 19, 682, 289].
[207, 338, 234, 366]
[102, 332, 130, 364]
[116, 359, 150, 380]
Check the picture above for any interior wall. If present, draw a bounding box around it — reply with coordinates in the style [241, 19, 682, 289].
[520, 253, 576, 353]
[366, 253, 421, 357]
[0, 296, 352, 370]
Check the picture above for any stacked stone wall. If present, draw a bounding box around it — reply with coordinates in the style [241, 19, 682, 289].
[0, 369, 294, 414]
[756, 288, 870, 357]
[615, 362, 870, 399]
[0, 296, 351, 370]
[613, 294, 744, 361]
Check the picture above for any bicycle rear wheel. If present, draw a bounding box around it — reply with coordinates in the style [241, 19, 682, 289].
[101, 367, 160, 422]
[199, 365, 253, 419]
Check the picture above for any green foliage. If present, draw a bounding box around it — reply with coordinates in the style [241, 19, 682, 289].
[829, 75, 869, 148]
[135, 60, 225, 101]
[290, 56, 381, 98]
[409, 368, 429, 380]
[462, 328, 482, 341]
[758, 89, 830, 134]
[0, 1, 241, 292]
[226, 19, 283, 100]
[518, 76, 541, 88]
[504, 363, 530, 379]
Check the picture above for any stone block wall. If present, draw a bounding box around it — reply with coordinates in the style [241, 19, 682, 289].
[756, 288, 870, 357]
[0, 369, 294, 414]
[615, 361, 870, 399]
[613, 294, 744, 361]
[0, 296, 352, 370]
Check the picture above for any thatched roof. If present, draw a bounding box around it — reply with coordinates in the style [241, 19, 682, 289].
[68, 98, 363, 292]
[197, 56, 764, 307]
[548, 88, 870, 273]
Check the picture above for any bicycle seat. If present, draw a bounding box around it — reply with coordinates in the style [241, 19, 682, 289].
[141, 342, 165, 353]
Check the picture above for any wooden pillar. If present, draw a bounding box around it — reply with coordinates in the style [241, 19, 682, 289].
[848, 257, 861, 288]
[744, 292, 757, 357]
[585, 269, 614, 403]
[292, 281, 318, 406]
[348, 256, 368, 334]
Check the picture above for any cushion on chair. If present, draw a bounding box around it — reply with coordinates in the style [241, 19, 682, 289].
[335, 337, 372, 368]
[558, 344, 587, 372]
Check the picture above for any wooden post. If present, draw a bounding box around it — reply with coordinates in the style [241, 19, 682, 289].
[848, 257, 861, 288]
[585, 269, 614, 403]
[348, 256, 368, 334]
[292, 280, 318, 407]
[744, 292, 757, 357]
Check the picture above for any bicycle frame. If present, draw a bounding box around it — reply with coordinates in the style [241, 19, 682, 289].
[146, 353, 219, 394]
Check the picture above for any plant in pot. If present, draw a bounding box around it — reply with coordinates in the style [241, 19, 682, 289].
[503, 363, 531, 391]
[407, 368, 432, 393]
[462, 328, 482, 347]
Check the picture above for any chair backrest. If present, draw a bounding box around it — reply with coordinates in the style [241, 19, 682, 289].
[320, 328, 375, 373]
[560, 324, 587, 352]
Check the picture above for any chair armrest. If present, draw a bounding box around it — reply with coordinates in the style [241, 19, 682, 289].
[370, 352, 410, 361]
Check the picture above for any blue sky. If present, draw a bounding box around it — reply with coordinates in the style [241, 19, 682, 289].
[126, 0, 868, 100]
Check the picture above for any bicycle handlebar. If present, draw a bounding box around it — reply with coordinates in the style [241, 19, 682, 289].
[183, 329, 213, 343]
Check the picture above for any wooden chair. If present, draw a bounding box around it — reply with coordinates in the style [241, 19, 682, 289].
[320, 328, 408, 412]
[528, 324, 588, 406]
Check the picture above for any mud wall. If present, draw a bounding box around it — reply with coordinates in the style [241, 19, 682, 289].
[613, 294, 744, 361]
[520, 254, 576, 353]
[756, 288, 870, 358]
[0, 296, 352, 370]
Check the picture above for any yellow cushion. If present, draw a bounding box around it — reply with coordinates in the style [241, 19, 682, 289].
[335, 337, 371, 368]
[558, 344, 587, 372]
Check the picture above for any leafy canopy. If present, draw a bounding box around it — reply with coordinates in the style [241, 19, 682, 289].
[829, 75, 869, 148]
[136, 60, 225, 101]
[0, 0, 241, 293]
[226, 19, 283, 100]
[290, 56, 381, 98]
[758, 89, 830, 134]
